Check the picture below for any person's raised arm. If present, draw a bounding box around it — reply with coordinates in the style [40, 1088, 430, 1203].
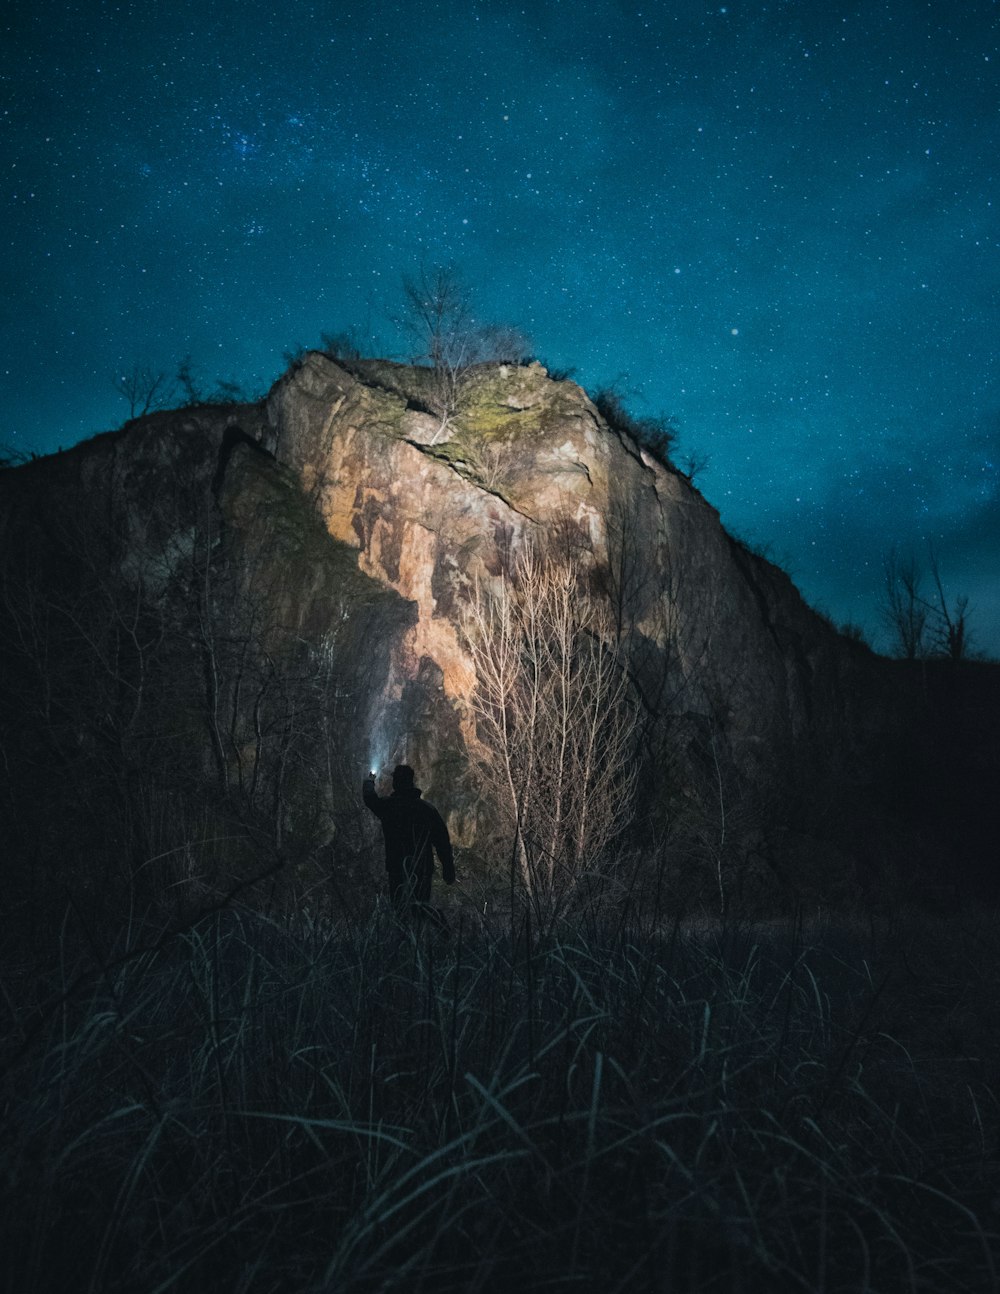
[362, 773, 386, 818]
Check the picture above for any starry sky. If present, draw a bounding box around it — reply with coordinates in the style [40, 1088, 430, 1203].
[4, 0, 999, 653]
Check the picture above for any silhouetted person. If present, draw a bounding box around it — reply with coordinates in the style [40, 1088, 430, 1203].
[363, 764, 455, 929]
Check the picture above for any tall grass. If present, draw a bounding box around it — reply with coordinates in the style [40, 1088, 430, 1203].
[1, 902, 997, 1292]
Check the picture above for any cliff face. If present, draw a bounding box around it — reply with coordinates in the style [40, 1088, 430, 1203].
[0, 356, 891, 917]
[264, 356, 872, 819]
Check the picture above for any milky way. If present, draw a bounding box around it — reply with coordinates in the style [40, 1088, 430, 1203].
[4, 0, 998, 651]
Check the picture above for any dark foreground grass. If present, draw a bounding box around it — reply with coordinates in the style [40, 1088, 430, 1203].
[1, 903, 998, 1293]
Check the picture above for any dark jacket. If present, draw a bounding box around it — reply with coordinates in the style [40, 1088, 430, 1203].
[362, 779, 455, 883]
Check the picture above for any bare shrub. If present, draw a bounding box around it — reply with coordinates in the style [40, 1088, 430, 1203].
[591, 386, 678, 464]
[463, 540, 638, 922]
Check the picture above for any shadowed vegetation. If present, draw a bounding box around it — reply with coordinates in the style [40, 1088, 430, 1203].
[2, 898, 998, 1292]
[591, 387, 678, 467]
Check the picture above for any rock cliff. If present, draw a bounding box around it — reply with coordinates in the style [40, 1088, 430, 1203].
[8, 354, 990, 918]
[263, 355, 873, 824]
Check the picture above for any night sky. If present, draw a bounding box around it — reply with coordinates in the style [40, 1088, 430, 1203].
[4, 0, 998, 653]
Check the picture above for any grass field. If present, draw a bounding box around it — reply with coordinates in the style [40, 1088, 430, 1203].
[2, 899, 998, 1292]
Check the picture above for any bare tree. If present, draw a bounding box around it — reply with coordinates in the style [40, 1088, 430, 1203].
[881, 544, 973, 661]
[400, 266, 530, 442]
[463, 540, 637, 920]
[400, 266, 476, 440]
[881, 547, 928, 660]
[175, 355, 204, 406]
[927, 545, 973, 661]
[677, 449, 711, 485]
[113, 364, 172, 420]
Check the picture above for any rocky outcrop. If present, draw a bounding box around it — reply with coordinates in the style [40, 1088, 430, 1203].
[0, 357, 918, 912]
[262, 355, 874, 821]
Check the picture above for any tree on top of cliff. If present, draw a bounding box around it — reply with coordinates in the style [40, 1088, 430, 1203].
[113, 363, 173, 421]
[399, 266, 531, 441]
